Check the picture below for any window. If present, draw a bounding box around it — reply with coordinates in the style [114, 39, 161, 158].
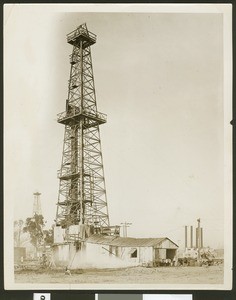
[130, 248, 137, 258]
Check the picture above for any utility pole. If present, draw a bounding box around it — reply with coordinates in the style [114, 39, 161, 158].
[120, 222, 132, 237]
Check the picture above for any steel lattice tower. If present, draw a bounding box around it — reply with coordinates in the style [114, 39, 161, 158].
[33, 192, 42, 216]
[55, 24, 110, 230]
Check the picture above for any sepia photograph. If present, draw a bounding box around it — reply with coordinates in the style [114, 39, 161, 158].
[4, 4, 232, 290]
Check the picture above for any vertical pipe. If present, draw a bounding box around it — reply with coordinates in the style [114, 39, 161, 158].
[198, 227, 201, 248]
[197, 218, 201, 260]
[122, 225, 125, 238]
[201, 227, 203, 248]
[125, 225, 127, 238]
[196, 228, 198, 248]
[185, 226, 188, 248]
[190, 226, 193, 248]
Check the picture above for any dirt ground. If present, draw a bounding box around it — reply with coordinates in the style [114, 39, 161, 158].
[15, 264, 224, 285]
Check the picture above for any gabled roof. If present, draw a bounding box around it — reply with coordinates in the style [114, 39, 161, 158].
[85, 234, 178, 248]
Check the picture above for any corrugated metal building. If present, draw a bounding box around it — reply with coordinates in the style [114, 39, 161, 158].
[85, 235, 178, 266]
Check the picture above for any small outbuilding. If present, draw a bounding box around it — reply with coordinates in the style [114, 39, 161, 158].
[85, 235, 178, 266]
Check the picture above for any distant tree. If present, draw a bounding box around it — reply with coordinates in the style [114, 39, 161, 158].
[23, 214, 45, 251]
[43, 228, 54, 246]
[14, 219, 24, 247]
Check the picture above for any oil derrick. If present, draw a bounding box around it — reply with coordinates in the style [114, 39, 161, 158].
[55, 24, 113, 238]
[33, 192, 42, 216]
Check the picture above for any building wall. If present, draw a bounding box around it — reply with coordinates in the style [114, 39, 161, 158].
[86, 242, 110, 257]
[86, 243, 178, 266]
[155, 248, 166, 260]
[157, 239, 177, 249]
[52, 239, 178, 268]
[85, 243, 136, 268]
[138, 247, 153, 264]
[119, 247, 139, 264]
[52, 244, 70, 266]
[89, 244, 154, 265]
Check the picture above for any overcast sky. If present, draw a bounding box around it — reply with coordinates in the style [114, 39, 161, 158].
[4, 5, 231, 249]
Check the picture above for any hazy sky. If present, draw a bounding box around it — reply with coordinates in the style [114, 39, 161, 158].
[4, 5, 231, 249]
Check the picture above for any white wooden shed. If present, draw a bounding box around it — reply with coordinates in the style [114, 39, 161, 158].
[85, 235, 178, 266]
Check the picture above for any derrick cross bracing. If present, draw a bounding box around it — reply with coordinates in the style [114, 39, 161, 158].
[56, 23, 110, 230]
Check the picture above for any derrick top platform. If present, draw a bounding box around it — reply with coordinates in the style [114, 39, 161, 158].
[67, 23, 96, 48]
